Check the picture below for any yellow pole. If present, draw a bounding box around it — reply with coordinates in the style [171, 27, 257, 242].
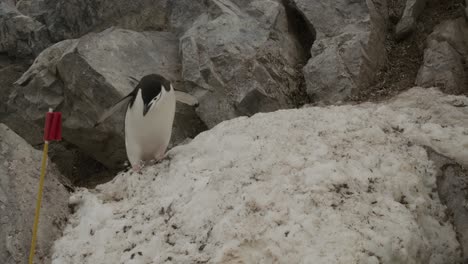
[28, 141, 49, 264]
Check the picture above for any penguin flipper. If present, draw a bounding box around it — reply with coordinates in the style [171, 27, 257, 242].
[175, 91, 199, 106]
[94, 95, 132, 127]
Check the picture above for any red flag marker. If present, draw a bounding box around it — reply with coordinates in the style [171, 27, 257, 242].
[30, 108, 62, 264]
[43, 110, 62, 141]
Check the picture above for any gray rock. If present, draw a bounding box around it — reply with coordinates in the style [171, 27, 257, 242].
[466, 0, 468, 20]
[298, 0, 387, 104]
[416, 18, 468, 94]
[0, 61, 37, 148]
[427, 148, 468, 262]
[170, 102, 208, 149]
[0, 62, 28, 115]
[1, 0, 170, 57]
[427, 18, 468, 57]
[2, 0, 16, 7]
[168, 0, 220, 35]
[235, 88, 282, 117]
[0, 123, 69, 264]
[176, 0, 307, 127]
[9, 28, 206, 169]
[0, 1, 51, 57]
[395, 0, 427, 40]
[416, 40, 465, 94]
[42, 0, 169, 41]
[16, 0, 47, 18]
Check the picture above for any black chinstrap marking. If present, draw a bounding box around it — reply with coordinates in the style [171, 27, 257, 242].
[95, 73, 172, 126]
[128, 74, 171, 109]
[141, 83, 162, 107]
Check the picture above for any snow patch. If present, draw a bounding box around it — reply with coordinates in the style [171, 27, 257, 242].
[52, 87, 467, 263]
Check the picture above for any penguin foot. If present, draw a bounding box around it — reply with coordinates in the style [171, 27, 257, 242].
[131, 163, 143, 174]
[155, 147, 168, 162]
[155, 153, 165, 161]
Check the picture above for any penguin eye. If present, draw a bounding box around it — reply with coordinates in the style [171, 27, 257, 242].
[150, 93, 162, 105]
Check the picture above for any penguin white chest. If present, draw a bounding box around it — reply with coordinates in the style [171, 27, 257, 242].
[124, 88, 175, 166]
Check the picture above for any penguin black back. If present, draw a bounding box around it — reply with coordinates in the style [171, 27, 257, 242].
[129, 74, 171, 109]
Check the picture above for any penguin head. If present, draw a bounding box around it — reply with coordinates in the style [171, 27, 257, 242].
[94, 74, 174, 127]
[129, 74, 173, 116]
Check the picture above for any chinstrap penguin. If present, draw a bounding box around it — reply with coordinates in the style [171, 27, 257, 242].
[124, 74, 176, 172]
[95, 74, 179, 172]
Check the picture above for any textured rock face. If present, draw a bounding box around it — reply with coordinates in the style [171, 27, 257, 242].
[0, 63, 28, 115]
[7, 0, 393, 168]
[416, 40, 465, 93]
[0, 0, 169, 57]
[297, 0, 388, 103]
[42, 0, 169, 41]
[9, 0, 312, 166]
[0, 124, 69, 264]
[9, 28, 205, 169]
[395, 0, 427, 40]
[16, 0, 47, 18]
[416, 18, 468, 94]
[175, 0, 307, 127]
[0, 1, 51, 57]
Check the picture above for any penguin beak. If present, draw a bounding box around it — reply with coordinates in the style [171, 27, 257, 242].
[143, 103, 151, 116]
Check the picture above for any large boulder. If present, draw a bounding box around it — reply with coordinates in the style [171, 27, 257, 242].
[16, 0, 47, 18]
[416, 18, 468, 94]
[174, 0, 309, 127]
[9, 28, 206, 169]
[42, 0, 169, 42]
[1, 0, 170, 58]
[0, 62, 28, 115]
[0, 1, 51, 57]
[51, 87, 466, 263]
[0, 123, 69, 264]
[416, 40, 465, 94]
[297, 0, 388, 104]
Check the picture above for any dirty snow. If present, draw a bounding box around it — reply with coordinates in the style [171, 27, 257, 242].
[52, 88, 467, 264]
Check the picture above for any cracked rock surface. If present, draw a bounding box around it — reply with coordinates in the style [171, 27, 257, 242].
[0, 124, 69, 264]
